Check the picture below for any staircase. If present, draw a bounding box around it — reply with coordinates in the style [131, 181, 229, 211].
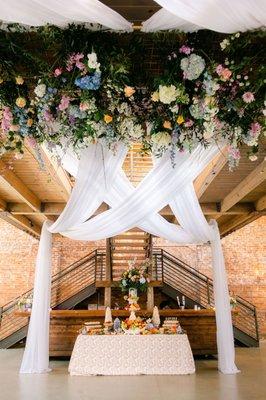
[153, 249, 260, 347]
[111, 230, 151, 280]
[0, 250, 105, 349]
[0, 247, 260, 349]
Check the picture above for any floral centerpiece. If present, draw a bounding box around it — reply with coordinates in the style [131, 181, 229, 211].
[17, 293, 33, 311]
[119, 259, 150, 293]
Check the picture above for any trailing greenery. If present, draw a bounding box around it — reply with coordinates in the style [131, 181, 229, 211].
[0, 25, 265, 168]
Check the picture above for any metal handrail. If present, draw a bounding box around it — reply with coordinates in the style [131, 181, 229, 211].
[153, 248, 259, 342]
[1, 249, 106, 313]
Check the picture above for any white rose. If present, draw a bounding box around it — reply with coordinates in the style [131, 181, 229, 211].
[34, 84, 46, 98]
[159, 85, 178, 104]
[87, 52, 100, 71]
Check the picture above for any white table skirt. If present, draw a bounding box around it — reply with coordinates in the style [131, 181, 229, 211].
[68, 334, 195, 376]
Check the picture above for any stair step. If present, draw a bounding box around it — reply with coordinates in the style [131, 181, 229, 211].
[112, 255, 147, 260]
[112, 249, 147, 254]
[113, 243, 147, 247]
[114, 235, 148, 240]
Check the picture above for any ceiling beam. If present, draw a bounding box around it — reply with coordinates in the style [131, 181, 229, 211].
[194, 149, 228, 199]
[221, 160, 266, 212]
[219, 211, 265, 237]
[39, 145, 73, 201]
[255, 194, 266, 211]
[0, 211, 41, 237]
[6, 201, 254, 216]
[0, 160, 41, 211]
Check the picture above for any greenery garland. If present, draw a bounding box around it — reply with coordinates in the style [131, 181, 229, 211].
[0, 25, 265, 169]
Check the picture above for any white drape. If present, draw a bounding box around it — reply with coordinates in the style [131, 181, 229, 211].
[142, 0, 266, 33]
[0, 0, 132, 31]
[20, 142, 239, 375]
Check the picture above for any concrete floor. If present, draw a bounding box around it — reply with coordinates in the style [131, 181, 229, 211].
[0, 344, 265, 400]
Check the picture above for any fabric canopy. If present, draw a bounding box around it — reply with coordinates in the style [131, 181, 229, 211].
[142, 0, 266, 33]
[0, 0, 132, 31]
[20, 142, 239, 375]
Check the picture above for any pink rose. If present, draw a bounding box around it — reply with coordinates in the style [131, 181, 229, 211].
[242, 92, 255, 103]
[220, 68, 232, 81]
[54, 68, 62, 77]
[58, 95, 70, 111]
[1, 106, 12, 132]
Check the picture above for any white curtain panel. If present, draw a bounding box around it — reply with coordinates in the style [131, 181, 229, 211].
[20, 142, 239, 375]
[142, 0, 266, 32]
[0, 0, 132, 31]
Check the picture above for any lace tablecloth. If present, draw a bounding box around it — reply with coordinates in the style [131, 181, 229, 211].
[68, 334, 195, 376]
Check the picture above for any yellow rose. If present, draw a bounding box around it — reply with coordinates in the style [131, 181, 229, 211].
[0, 77, 3, 84]
[16, 97, 26, 108]
[163, 120, 172, 129]
[124, 86, 135, 97]
[27, 118, 33, 127]
[176, 115, 184, 125]
[151, 91, 159, 102]
[104, 114, 113, 124]
[15, 76, 24, 85]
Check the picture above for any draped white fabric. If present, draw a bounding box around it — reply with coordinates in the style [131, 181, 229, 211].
[20, 142, 239, 375]
[142, 0, 266, 33]
[0, 0, 132, 31]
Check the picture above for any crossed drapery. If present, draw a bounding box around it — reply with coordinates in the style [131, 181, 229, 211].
[20, 142, 239, 375]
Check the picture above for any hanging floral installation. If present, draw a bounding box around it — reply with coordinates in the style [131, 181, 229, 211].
[0, 26, 265, 168]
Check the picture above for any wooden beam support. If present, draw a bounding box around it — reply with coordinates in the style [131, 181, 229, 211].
[255, 195, 266, 211]
[39, 145, 73, 202]
[0, 211, 41, 237]
[219, 211, 266, 237]
[194, 149, 228, 199]
[0, 160, 41, 211]
[221, 160, 266, 212]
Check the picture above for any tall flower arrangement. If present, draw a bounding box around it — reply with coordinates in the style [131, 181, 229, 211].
[120, 259, 150, 292]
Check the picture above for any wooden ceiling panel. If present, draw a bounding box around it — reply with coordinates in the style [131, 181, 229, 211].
[241, 181, 266, 203]
[1, 148, 68, 203]
[200, 146, 266, 203]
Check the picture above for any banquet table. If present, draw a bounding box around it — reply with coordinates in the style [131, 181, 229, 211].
[68, 334, 195, 376]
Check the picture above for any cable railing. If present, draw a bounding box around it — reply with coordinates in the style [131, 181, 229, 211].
[152, 248, 259, 343]
[0, 249, 105, 343]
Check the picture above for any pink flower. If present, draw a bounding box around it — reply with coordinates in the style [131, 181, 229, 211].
[250, 122, 261, 137]
[43, 110, 53, 122]
[54, 68, 62, 77]
[184, 119, 194, 128]
[216, 65, 232, 81]
[79, 102, 89, 111]
[220, 68, 232, 81]
[66, 53, 84, 72]
[228, 146, 241, 160]
[1, 106, 12, 132]
[179, 45, 192, 55]
[216, 64, 223, 75]
[58, 95, 70, 111]
[26, 136, 37, 147]
[242, 92, 255, 103]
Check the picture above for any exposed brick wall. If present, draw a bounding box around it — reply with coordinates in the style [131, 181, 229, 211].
[0, 219, 104, 306]
[154, 216, 266, 337]
[0, 216, 265, 336]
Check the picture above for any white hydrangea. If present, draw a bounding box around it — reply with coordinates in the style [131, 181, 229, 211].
[87, 52, 100, 72]
[159, 85, 178, 104]
[151, 131, 171, 148]
[118, 118, 144, 140]
[180, 54, 205, 81]
[34, 83, 46, 98]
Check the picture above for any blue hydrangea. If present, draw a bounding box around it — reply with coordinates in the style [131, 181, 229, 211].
[74, 72, 101, 90]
